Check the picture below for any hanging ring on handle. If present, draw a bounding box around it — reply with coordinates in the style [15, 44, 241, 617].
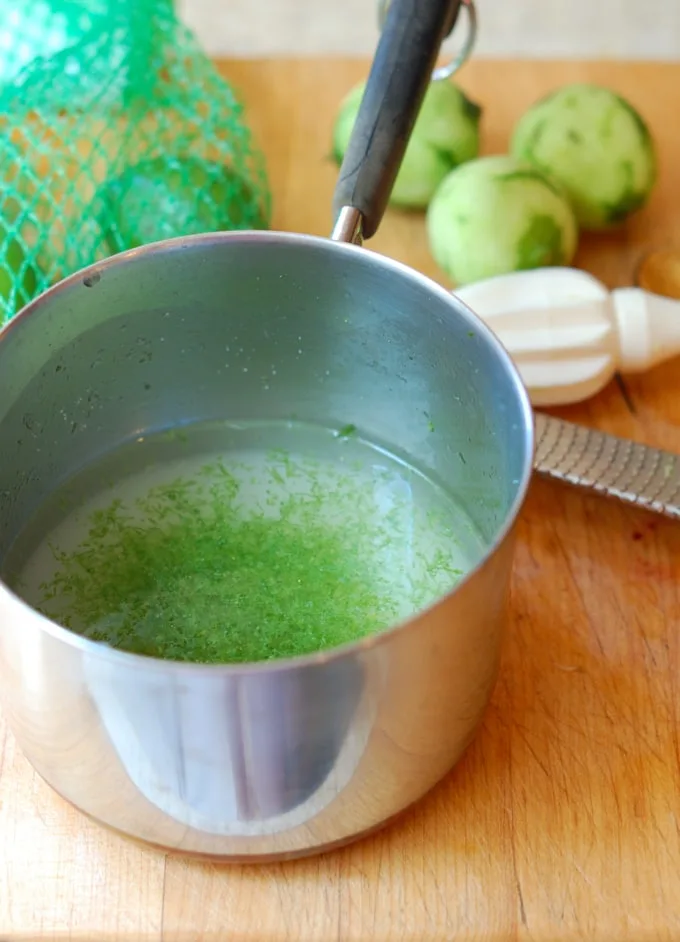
[431, 0, 477, 81]
[376, 0, 478, 82]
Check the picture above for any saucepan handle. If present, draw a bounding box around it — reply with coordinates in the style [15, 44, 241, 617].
[331, 0, 462, 244]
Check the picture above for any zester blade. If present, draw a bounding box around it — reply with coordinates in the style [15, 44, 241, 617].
[534, 413, 680, 520]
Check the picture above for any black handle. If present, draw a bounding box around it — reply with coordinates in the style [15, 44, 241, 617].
[332, 0, 461, 241]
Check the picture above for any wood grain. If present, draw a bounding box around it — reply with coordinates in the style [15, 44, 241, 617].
[2, 58, 680, 941]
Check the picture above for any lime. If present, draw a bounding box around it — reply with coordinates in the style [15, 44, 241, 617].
[0, 223, 38, 323]
[511, 83, 657, 230]
[427, 155, 578, 286]
[97, 155, 268, 253]
[333, 78, 482, 209]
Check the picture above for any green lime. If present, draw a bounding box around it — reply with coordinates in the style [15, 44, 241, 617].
[97, 156, 268, 253]
[511, 83, 657, 230]
[427, 155, 578, 286]
[0, 224, 38, 324]
[333, 78, 482, 209]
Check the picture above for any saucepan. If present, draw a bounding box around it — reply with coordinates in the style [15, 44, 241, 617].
[0, 0, 532, 860]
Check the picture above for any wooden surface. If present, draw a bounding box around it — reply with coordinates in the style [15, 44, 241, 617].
[2, 58, 680, 941]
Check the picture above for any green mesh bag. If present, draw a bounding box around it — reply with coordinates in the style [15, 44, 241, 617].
[0, 0, 271, 323]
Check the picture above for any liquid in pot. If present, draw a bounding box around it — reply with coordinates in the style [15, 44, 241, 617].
[4, 419, 486, 663]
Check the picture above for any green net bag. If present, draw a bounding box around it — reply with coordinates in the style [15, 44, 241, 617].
[0, 0, 271, 323]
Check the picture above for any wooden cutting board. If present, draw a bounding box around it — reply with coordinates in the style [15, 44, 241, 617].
[2, 58, 680, 942]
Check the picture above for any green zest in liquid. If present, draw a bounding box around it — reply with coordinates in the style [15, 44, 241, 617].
[12, 424, 477, 664]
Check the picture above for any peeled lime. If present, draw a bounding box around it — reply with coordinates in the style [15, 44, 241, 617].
[333, 78, 482, 209]
[97, 156, 268, 253]
[511, 83, 657, 230]
[426, 155, 578, 286]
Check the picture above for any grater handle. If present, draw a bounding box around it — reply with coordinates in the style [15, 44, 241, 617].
[533, 413, 680, 520]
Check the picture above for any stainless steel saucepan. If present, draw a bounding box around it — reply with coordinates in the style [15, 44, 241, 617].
[0, 0, 533, 860]
[0, 0, 673, 863]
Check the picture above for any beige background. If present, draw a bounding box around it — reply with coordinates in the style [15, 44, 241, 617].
[177, 0, 680, 59]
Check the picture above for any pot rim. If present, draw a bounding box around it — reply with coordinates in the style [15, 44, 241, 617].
[0, 229, 535, 676]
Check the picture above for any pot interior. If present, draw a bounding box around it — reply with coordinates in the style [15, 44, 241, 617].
[0, 233, 532, 662]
